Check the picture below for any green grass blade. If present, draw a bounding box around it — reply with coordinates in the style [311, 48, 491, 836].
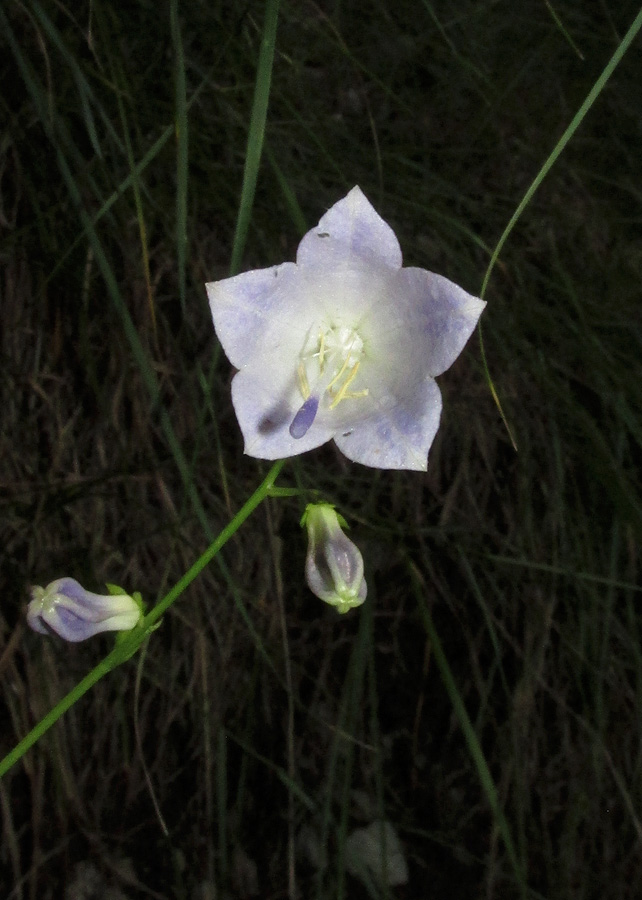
[114, 66, 157, 341]
[229, 0, 281, 275]
[27, 0, 99, 157]
[266, 144, 308, 236]
[412, 571, 527, 898]
[543, 0, 585, 60]
[47, 73, 210, 286]
[478, 5, 642, 448]
[481, 5, 642, 299]
[170, 0, 189, 315]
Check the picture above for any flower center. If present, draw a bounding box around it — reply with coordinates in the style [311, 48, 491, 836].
[289, 324, 369, 439]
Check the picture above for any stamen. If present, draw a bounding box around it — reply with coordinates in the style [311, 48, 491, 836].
[329, 361, 363, 409]
[317, 332, 326, 372]
[295, 325, 368, 423]
[297, 363, 310, 400]
[290, 395, 319, 439]
[326, 349, 355, 393]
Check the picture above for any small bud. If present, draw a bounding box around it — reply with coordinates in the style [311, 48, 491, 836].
[302, 503, 367, 614]
[27, 577, 142, 642]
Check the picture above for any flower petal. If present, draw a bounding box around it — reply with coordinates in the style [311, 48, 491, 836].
[46, 605, 115, 642]
[395, 267, 486, 377]
[26, 606, 49, 634]
[334, 378, 443, 470]
[49, 603, 139, 642]
[206, 262, 299, 370]
[231, 370, 335, 459]
[296, 186, 402, 273]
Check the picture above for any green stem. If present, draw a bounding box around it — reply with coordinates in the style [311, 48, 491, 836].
[0, 459, 286, 779]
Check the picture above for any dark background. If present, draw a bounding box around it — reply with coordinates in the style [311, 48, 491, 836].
[1, 1, 642, 898]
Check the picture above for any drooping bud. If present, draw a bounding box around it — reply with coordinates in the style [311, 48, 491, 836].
[301, 503, 367, 614]
[27, 578, 142, 642]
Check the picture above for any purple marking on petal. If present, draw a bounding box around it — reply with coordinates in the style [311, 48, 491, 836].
[55, 577, 87, 602]
[55, 605, 95, 641]
[289, 395, 319, 439]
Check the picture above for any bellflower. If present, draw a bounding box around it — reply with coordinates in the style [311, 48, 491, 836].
[27, 578, 142, 642]
[302, 503, 366, 614]
[206, 186, 486, 470]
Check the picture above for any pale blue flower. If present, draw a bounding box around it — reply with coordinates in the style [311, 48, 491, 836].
[27, 578, 141, 642]
[302, 503, 366, 614]
[206, 186, 485, 470]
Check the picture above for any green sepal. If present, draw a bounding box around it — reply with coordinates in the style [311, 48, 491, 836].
[300, 501, 349, 530]
[105, 585, 146, 616]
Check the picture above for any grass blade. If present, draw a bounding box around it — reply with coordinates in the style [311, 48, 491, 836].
[171, 0, 189, 315]
[229, 0, 281, 275]
[412, 565, 527, 898]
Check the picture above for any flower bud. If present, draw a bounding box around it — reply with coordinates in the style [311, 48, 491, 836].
[302, 503, 367, 614]
[27, 578, 142, 642]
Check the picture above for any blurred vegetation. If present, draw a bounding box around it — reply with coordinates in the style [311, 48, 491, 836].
[1, 1, 642, 898]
